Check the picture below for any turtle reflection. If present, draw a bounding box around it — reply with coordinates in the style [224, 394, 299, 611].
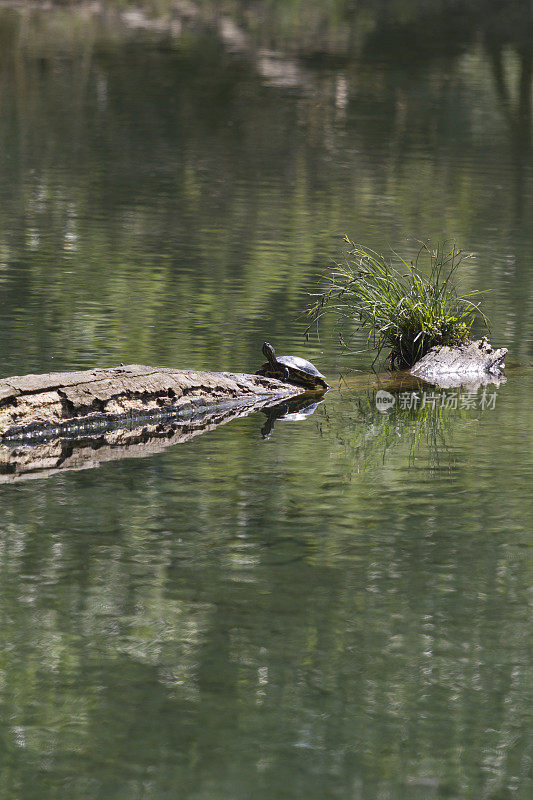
[260, 396, 324, 439]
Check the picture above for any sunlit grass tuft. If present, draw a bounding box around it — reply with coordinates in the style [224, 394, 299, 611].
[308, 237, 489, 369]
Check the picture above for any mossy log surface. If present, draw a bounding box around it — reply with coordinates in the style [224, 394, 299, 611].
[0, 364, 304, 439]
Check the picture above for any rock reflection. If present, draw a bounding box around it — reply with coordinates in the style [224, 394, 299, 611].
[330, 379, 508, 469]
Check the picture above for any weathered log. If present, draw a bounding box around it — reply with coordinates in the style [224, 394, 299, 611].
[410, 338, 507, 388]
[0, 364, 305, 439]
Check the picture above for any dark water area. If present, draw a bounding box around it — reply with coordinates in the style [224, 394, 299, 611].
[0, 3, 531, 799]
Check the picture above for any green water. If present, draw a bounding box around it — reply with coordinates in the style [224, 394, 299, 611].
[0, 3, 531, 798]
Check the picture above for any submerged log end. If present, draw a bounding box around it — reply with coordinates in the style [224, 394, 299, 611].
[410, 338, 507, 387]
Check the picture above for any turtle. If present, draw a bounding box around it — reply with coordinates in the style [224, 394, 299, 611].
[256, 342, 330, 391]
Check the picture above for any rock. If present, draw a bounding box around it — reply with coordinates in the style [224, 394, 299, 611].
[410, 338, 507, 388]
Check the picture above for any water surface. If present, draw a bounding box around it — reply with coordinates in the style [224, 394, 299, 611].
[0, 3, 531, 799]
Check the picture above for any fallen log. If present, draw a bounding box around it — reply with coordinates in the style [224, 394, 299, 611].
[0, 364, 305, 440]
[410, 338, 507, 388]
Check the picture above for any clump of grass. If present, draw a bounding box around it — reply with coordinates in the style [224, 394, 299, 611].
[308, 237, 489, 369]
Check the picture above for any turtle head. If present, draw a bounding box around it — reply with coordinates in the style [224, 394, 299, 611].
[262, 342, 276, 363]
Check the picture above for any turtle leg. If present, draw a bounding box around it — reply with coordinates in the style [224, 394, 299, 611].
[282, 366, 290, 383]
